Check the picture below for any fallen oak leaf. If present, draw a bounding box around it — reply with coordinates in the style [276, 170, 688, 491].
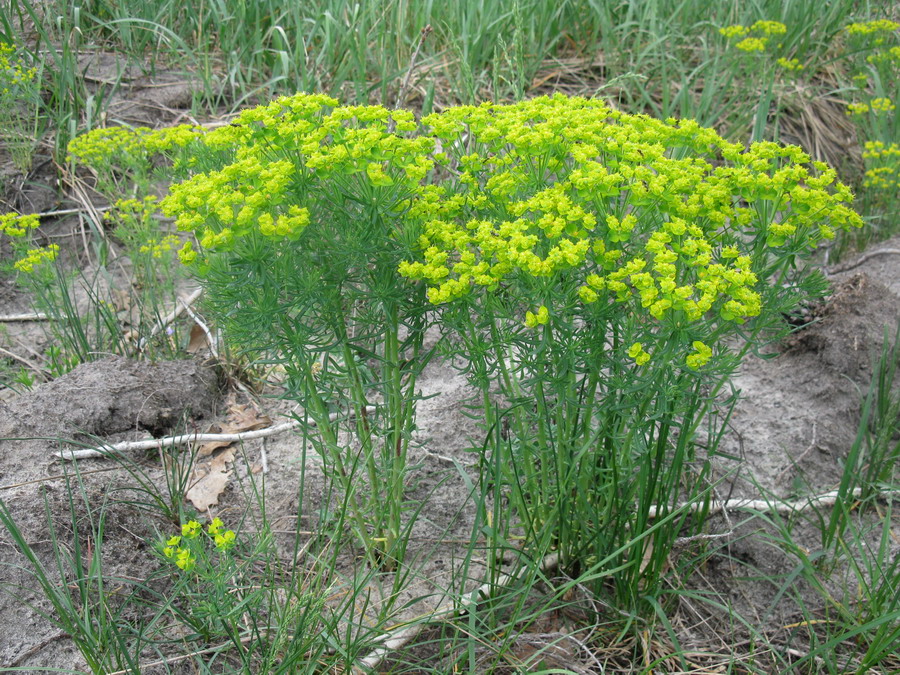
[198, 403, 272, 456]
[228, 403, 271, 432]
[186, 447, 235, 511]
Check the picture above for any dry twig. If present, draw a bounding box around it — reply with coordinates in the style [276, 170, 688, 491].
[0, 313, 48, 322]
[54, 406, 376, 460]
[826, 248, 900, 276]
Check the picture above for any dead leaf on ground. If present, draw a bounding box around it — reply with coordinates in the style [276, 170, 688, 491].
[185, 322, 209, 354]
[186, 447, 235, 511]
[197, 399, 272, 456]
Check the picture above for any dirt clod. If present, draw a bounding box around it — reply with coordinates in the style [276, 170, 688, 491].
[0, 355, 219, 440]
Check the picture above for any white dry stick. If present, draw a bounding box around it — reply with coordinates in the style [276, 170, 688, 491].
[36, 206, 111, 219]
[180, 299, 219, 359]
[354, 553, 561, 673]
[0, 313, 48, 322]
[260, 437, 269, 475]
[137, 287, 204, 350]
[648, 486, 880, 519]
[54, 406, 377, 460]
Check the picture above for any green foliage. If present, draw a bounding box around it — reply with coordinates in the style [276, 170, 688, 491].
[71, 92, 861, 601]
[0, 39, 39, 171]
[155, 94, 437, 568]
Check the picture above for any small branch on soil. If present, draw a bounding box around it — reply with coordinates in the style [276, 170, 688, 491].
[53, 406, 377, 460]
[64, 171, 111, 241]
[0, 345, 45, 376]
[354, 553, 561, 673]
[651, 486, 887, 519]
[35, 205, 111, 219]
[777, 421, 818, 482]
[2, 630, 70, 669]
[260, 437, 269, 474]
[393, 24, 433, 112]
[0, 313, 48, 322]
[826, 248, 900, 275]
[1, 466, 124, 491]
[134, 287, 203, 352]
[181, 298, 219, 358]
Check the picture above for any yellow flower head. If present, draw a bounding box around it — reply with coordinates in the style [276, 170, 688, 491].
[214, 530, 237, 551]
[735, 37, 768, 52]
[685, 341, 713, 369]
[174, 548, 196, 571]
[627, 342, 651, 366]
[524, 305, 550, 328]
[181, 520, 202, 539]
[13, 244, 59, 273]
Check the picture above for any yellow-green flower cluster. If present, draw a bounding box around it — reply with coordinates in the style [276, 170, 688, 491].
[160, 93, 436, 262]
[398, 94, 861, 329]
[776, 57, 804, 71]
[863, 141, 900, 160]
[721, 20, 787, 53]
[208, 517, 236, 550]
[162, 536, 196, 571]
[751, 20, 788, 36]
[685, 341, 713, 369]
[109, 196, 159, 223]
[0, 212, 39, 237]
[162, 518, 237, 572]
[845, 20, 900, 36]
[140, 234, 181, 258]
[67, 124, 201, 167]
[627, 342, 651, 366]
[735, 37, 768, 53]
[13, 244, 59, 273]
[867, 45, 900, 64]
[862, 141, 900, 190]
[719, 25, 749, 40]
[0, 42, 36, 94]
[847, 98, 897, 115]
[524, 305, 549, 328]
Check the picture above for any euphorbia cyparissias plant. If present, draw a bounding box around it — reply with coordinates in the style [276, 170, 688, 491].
[68, 93, 862, 575]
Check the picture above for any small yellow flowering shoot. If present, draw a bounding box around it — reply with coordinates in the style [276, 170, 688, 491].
[721, 20, 786, 54]
[736, 37, 768, 53]
[13, 244, 59, 273]
[524, 305, 550, 328]
[161, 518, 238, 575]
[181, 520, 201, 539]
[627, 342, 651, 366]
[0, 212, 39, 237]
[845, 20, 900, 36]
[685, 341, 713, 369]
[174, 548, 196, 571]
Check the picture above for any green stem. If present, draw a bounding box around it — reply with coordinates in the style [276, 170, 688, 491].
[339, 337, 380, 517]
[297, 352, 378, 566]
[384, 300, 407, 559]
